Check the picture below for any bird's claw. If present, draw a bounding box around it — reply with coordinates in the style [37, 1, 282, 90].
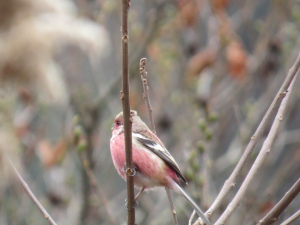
[122, 166, 137, 176]
[130, 167, 136, 176]
[125, 198, 139, 209]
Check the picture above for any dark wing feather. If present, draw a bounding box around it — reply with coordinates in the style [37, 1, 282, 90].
[135, 136, 187, 184]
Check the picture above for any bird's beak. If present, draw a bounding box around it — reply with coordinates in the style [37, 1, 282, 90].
[111, 124, 115, 131]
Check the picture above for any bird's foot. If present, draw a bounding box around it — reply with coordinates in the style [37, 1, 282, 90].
[125, 198, 139, 209]
[122, 166, 137, 176]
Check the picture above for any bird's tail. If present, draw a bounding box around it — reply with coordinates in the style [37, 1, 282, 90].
[172, 181, 212, 225]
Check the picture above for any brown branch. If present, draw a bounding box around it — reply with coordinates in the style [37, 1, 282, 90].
[166, 187, 179, 225]
[203, 50, 300, 220]
[6, 155, 57, 225]
[121, 0, 135, 224]
[280, 208, 300, 225]
[257, 177, 300, 225]
[139, 58, 178, 225]
[214, 63, 299, 224]
[139, 58, 156, 133]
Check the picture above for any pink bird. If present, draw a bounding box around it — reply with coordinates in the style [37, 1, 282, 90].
[110, 110, 211, 225]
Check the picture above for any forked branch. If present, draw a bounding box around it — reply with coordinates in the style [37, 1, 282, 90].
[214, 60, 299, 224]
[199, 50, 300, 223]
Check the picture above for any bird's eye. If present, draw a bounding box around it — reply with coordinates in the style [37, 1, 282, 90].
[116, 121, 121, 125]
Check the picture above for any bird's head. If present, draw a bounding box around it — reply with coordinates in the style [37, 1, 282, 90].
[111, 110, 138, 135]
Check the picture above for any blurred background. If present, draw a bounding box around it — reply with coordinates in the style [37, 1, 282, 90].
[0, 0, 300, 224]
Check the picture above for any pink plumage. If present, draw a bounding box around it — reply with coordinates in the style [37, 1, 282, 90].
[110, 131, 179, 189]
[109, 110, 212, 225]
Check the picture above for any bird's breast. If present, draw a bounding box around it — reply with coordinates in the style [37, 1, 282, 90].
[110, 133, 179, 189]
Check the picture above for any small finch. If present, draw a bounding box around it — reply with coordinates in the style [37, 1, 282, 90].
[110, 110, 212, 225]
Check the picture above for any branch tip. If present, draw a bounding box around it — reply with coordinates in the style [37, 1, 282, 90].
[140, 58, 147, 65]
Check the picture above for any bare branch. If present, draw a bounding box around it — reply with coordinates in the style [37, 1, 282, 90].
[139, 57, 178, 224]
[166, 187, 179, 225]
[121, 0, 135, 224]
[189, 210, 196, 225]
[280, 208, 300, 225]
[139, 58, 156, 133]
[214, 60, 299, 224]
[258, 177, 300, 225]
[6, 155, 57, 225]
[204, 50, 300, 219]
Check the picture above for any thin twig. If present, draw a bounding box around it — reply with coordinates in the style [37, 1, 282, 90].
[121, 0, 135, 224]
[280, 208, 300, 225]
[257, 177, 300, 225]
[139, 58, 156, 133]
[6, 155, 57, 225]
[166, 187, 179, 225]
[214, 62, 299, 224]
[139, 58, 178, 225]
[204, 50, 300, 220]
[189, 210, 196, 225]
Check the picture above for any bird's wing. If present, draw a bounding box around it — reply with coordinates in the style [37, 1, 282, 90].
[132, 132, 187, 184]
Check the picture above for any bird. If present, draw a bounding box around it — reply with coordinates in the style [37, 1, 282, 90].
[110, 110, 212, 225]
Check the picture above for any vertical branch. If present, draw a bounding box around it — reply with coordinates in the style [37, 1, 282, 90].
[166, 186, 179, 225]
[6, 156, 57, 225]
[139, 58, 156, 133]
[139, 58, 178, 225]
[121, 0, 135, 224]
